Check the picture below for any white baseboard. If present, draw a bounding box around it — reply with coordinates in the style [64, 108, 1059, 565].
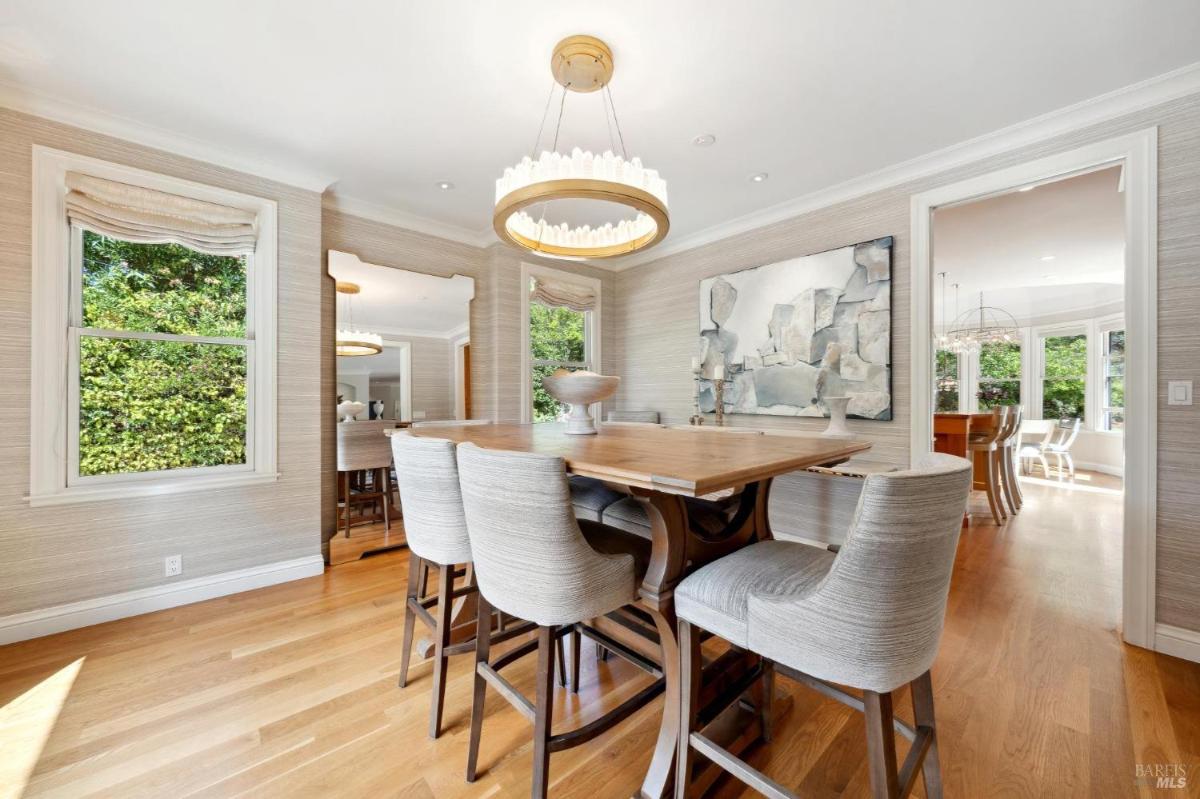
[1155, 624, 1200, 664]
[1073, 460, 1125, 477]
[0, 554, 325, 646]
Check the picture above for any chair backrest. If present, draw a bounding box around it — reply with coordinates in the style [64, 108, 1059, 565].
[1053, 418, 1082, 450]
[337, 421, 394, 471]
[455, 443, 637, 626]
[389, 434, 472, 565]
[747, 452, 973, 693]
[972, 405, 1009, 446]
[1020, 418, 1056, 447]
[411, 419, 491, 428]
[1000, 404, 1023, 444]
[607, 410, 660, 423]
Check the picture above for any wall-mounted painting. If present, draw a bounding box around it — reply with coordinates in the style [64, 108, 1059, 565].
[697, 236, 893, 420]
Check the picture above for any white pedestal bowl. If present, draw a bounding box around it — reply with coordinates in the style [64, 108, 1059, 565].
[541, 370, 620, 435]
[337, 401, 365, 422]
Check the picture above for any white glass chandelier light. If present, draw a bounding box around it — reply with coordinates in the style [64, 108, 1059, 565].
[335, 281, 382, 357]
[945, 291, 1020, 355]
[493, 35, 669, 260]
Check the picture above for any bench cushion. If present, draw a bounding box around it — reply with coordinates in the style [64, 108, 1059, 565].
[569, 476, 625, 522]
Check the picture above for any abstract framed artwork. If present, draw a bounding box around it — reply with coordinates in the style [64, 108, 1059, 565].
[697, 236, 893, 420]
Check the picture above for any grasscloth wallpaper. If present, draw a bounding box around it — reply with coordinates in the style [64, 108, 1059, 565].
[0, 108, 324, 617]
[614, 93, 1200, 632]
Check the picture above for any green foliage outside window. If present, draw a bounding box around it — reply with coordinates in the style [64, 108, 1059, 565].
[1042, 334, 1087, 421]
[529, 301, 586, 423]
[978, 341, 1021, 409]
[1105, 329, 1125, 430]
[78, 231, 248, 476]
[935, 349, 959, 412]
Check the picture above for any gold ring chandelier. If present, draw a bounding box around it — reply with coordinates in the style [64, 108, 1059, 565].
[493, 35, 669, 260]
[335, 281, 383, 357]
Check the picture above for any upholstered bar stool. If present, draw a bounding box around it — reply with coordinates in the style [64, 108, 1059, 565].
[674, 453, 973, 799]
[456, 443, 664, 799]
[391, 433, 534, 738]
[967, 405, 1009, 525]
[337, 421, 395, 537]
[997, 404, 1023, 515]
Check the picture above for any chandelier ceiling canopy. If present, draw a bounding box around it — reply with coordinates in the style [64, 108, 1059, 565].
[493, 35, 669, 261]
[335, 281, 383, 357]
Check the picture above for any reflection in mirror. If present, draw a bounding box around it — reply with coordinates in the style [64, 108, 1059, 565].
[329, 250, 473, 423]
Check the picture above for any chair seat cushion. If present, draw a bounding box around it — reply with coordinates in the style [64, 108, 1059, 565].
[600, 497, 652, 539]
[675, 540, 835, 647]
[569, 476, 625, 522]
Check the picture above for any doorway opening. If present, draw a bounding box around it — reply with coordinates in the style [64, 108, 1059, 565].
[911, 130, 1157, 649]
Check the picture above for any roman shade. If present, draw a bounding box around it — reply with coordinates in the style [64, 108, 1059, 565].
[529, 275, 597, 312]
[65, 172, 258, 255]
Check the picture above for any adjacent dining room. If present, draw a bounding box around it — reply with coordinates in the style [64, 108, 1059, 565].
[2, 3, 1200, 799]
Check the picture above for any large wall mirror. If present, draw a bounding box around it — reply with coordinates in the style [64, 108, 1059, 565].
[328, 250, 474, 422]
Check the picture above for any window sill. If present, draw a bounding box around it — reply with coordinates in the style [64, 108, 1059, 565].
[26, 471, 281, 508]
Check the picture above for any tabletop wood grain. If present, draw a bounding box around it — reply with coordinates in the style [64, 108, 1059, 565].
[408, 423, 870, 497]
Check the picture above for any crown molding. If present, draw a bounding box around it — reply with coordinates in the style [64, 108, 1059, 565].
[606, 60, 1200, 271]
[0, 80, 336, 193]
[323, 193, 495, 249]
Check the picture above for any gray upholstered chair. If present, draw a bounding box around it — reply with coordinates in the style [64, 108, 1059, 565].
[336, 421, 395, 537]
[390, 434, 533, 739]
[456, 443, 663, 798]
[673, 453, 973, 799]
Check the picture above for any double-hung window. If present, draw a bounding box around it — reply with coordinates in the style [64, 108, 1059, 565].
[1040, 333, 1088, 422]
[30, 148, 277, 505]
[976, 341, 1021, 410]
[521, 264, 601, 424]
[1101, 328, 1125, 430]
[935, 349, 960, 412]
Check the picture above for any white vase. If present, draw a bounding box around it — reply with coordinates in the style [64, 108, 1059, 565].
[821, 396, 852, 438]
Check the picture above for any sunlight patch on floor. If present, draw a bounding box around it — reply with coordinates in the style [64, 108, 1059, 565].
[1018, 474, 1123, 496]
[0, 657, 84, 799]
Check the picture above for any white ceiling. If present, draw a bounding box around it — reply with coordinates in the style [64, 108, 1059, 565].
[328, 250, 472, 338]
[932, 165, 1124, 324]
[3, 1, 1199, 256]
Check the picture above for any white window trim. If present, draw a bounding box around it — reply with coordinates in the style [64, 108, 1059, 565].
[1096, 312, 1126, 433]
[519, 262, 602, 425]
[29, 146, 278, 506]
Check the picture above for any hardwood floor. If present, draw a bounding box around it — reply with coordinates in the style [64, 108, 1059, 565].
[2, 476, 1197, 798]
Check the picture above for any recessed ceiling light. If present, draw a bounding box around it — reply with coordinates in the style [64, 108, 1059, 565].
[749, 172, 769, 183]
[1040, 255, 1056, 261]
[691, 133, 716, 147]
[436, 181, 455, 190]
[1018, 185, 1035, 192]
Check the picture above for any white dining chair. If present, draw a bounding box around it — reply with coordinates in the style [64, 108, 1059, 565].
[1017, 419, 1055, 476]
[1045, 418, 1082, 479]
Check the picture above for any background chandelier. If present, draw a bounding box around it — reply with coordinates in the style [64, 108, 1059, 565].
[493, 35, 669, 260]
[945, 291, 1020, 355]
[335, 281, 382, 357]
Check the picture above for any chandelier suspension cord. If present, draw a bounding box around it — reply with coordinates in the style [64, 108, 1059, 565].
[529, 81, 558, 159]
[604, 84, 628, 159]
[533, 85, 569, 249]
[602, 78, 618, 154]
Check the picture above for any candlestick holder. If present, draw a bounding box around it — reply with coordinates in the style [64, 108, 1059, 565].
[690, 364, 704, 425]
[713, 376, 727, 426]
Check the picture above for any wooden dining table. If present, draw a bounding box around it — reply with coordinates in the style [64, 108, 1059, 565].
[410, 422, 870, 798]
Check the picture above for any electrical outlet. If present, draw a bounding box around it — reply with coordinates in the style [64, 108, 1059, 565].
[164, 554, 183, 577]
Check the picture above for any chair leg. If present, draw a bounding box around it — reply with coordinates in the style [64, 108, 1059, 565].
[982, 455, 1004, 525]
[1008, 448, 1024, 509]
[428, 563, 453, 739]
[570, 626, 581, 693]
[999, 449, 1018, 516]
[759, 659, 775, 744]
[398, 555, 421, 688]
[417, 560, 430, 602]
[342, 472, 352, 538]
[675, 619, 701, 799]
[910, 671, 943, 799]
[1038, 453, 1049, 477]
[1064, 452, 1075, 478]
[555, 635, 567, 688]
[532, 626, 557, 799]
[381, 468, 391, 534]
[466, 593, 493, 783]
[992, 452, 1008, 521]
[863, 690, 901, 799]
